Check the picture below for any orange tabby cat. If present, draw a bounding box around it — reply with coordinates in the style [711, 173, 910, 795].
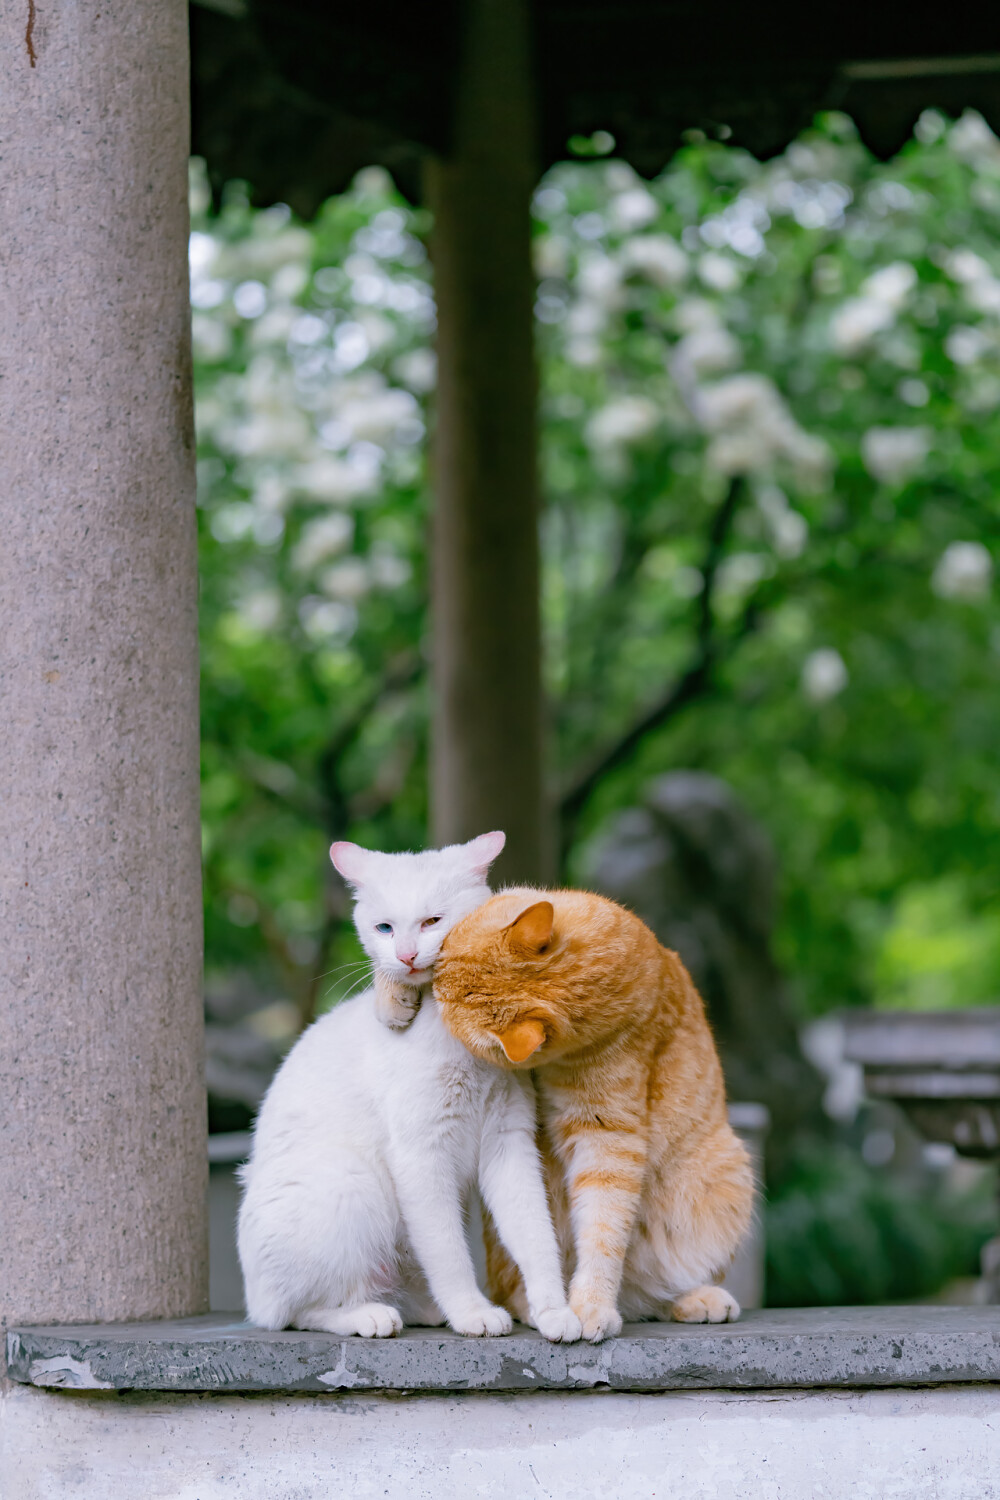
[434, 887, 754, 1342]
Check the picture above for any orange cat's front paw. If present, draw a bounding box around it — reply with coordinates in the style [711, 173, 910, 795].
[671, 1286, 740, 1324]
[570, 1299, 622, 1343]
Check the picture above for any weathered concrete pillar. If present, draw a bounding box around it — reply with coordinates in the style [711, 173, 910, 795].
[426, 0, 550, 885]
[0, 0, 207, 1328]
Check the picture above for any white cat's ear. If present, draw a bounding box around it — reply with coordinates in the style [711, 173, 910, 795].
[460, 830, 506, 874]
[329, 840, 371, 886]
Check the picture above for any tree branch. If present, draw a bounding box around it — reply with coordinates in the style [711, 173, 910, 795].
[317, 648, 423, 836]
[558, 476, 746, 843]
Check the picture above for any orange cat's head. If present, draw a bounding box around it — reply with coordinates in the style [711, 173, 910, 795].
[433, 892, 578, 1067]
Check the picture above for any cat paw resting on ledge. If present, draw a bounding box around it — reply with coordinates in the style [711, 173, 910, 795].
[432, 889, 753, 1341]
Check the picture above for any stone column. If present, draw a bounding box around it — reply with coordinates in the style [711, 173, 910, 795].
[426, 0, 550, 885]
[0, 0, 207, 1328]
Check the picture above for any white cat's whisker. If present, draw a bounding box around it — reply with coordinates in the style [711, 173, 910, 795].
[327, 972, 375, 1006]
[312, 960, 372, 985]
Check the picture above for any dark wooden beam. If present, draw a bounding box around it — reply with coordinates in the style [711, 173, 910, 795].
[425, 0, 549, 883]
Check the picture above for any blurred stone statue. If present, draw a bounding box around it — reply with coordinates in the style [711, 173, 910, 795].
[586, 771, 823, 1171]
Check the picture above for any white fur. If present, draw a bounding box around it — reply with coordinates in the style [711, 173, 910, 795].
[330, 831, 505, 983]
[238, 836, 581, 1343]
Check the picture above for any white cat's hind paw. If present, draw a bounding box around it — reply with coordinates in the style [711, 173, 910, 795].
[449, 1302, 513, 1338]
[533, 1305, 583, 1343]
[670, 1286, 740, 1324]
[295, 1302, 403, 1338]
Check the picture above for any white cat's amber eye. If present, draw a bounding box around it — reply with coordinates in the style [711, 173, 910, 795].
[422, 916, 442, 928]
[375, 922, 393, 934]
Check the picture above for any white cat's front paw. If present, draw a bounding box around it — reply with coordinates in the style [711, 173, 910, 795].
[449, 1302, 513, 1338]
[383, 1002, 420, 1031]
[533, 1305, 583, 1343]
[355, 1303, 404, 1337]
[373, 973, 422, 1031]
[570, 1298, 623, 1343]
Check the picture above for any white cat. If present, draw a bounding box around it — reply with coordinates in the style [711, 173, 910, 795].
[237, 831, 581, 1342]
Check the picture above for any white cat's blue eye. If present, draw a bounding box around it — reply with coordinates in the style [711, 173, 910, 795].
[374, 922, 393, 934]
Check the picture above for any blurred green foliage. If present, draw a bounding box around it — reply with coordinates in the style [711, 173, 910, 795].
[766, 1143, 996, 1306]
[192, 107, 1000, 1034]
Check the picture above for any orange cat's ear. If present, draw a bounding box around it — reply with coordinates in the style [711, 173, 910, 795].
[492, 1018, 546, 1063]
[506, 901, 554, 953]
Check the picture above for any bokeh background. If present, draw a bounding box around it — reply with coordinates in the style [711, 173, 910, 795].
[193, 108, 1000, 1306]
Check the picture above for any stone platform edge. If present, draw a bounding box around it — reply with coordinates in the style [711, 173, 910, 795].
[7, 1306, 1000, 1394]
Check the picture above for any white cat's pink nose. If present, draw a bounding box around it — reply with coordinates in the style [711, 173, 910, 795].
[396, 947, 418, 966]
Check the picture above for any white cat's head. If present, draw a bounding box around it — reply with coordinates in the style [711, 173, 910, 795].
[330, 831, 506, 983]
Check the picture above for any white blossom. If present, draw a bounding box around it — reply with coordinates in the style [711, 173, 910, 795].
[289, 313, 328, 346]
[966, 279, 1000, 316]
[369, 548, 412, 589]
[238, 589, 283, 632]
[611, 187, 659, 231]
[861, 426, 930, 485]
[292, 513, 355, 573]
[252, 511, 284, 546]
[897, 378, 930, 408]
[945, 324, 992, 366]
[619, 234, 689, 288]
[587, 395, 660, 450]
[249, 307, 298, 347]
[331, 321, 370, 371]
[829, 297, 894, 354]
[394, 348, 437, 393]
[533, 234, 570, 279]
[230, 226, 312, 277]
[336, 386, 419, 443]
[945, 248, 993, 286]
[253, 474, 291, 513]
[191, 313, 232, 363]
[715, 552, 772, 596]
[698, 253, 742, 292]
[964, 374, 1000, 413]
[233, 281, 268, 319]
[829, 262, 916, 355]
[943, 248, 1000, 318]
[673, 296, 721, 334]
[861, 262, 917, 309]
[949, 110, 1000, 167]
[802, 648, 848, 702]
[189, 231, 218, 276]
[272, 262, 310, 301]
[697, 374, 831, 484]
[674, 325, 742, 377]
[756, 483, 808, 558]
[227, 411, 312, 459]
[932, 541, 993, 600]
[566, 300, 606, 339]
[577, 252, 623, 308]
[565, 337, 602, 368]
[294, 454, 377, 502]
[210, 503, 255, 543]
[321, 558, 370, 602]
[299, 597, 357, 641]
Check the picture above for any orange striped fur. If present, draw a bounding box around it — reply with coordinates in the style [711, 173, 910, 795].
[434, 887, 754, 1340]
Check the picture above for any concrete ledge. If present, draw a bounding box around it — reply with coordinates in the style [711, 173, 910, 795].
[7, 1306, 1000, 1393]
